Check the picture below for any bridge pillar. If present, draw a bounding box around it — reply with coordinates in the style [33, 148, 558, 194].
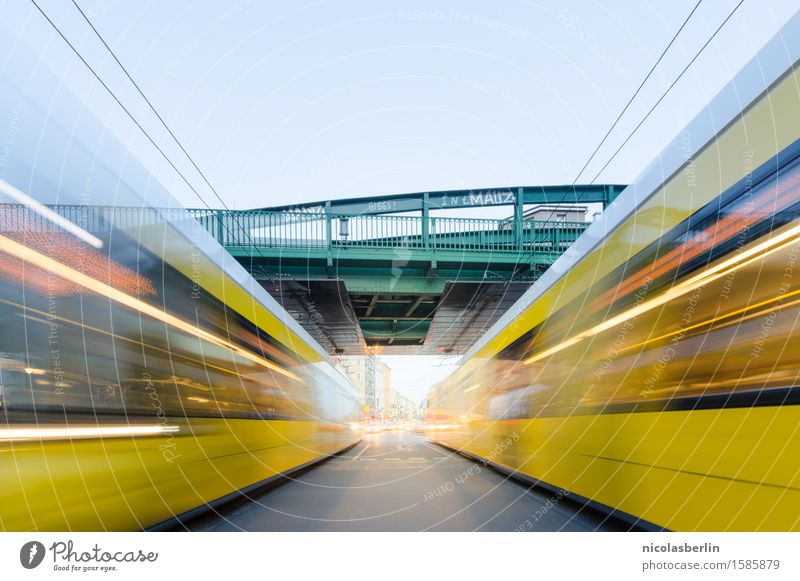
[604, 184, 619, 208]
[325, 200, 333, 268]
[514, 187, 524, 248]
[422, 192, 430, 250]
[216, 210, 225, 245]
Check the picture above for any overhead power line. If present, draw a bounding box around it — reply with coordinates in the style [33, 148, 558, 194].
[29, 0, 219, 214]
[534, 0, 742, 234]
[572, 0, 704, 185]
[532, 0, 706, 231]
[29, 0, 336, 352]
[588, 0, 745, 183]
[68, 0, 233, 213]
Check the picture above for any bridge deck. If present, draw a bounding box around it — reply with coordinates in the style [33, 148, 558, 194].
[28, 203, 592, 354]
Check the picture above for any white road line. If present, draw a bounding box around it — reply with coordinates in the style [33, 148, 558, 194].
[352, 443, 371, 461]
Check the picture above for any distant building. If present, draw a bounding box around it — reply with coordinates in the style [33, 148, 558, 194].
[389, 391, 420, 421]
[375, 359, 391, 420]
[336, 356, 420, 421]
[523, 205, 588, 223]
[337, 356, 376, 418]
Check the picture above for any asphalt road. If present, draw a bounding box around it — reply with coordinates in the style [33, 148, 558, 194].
[183, 431, 626, 531]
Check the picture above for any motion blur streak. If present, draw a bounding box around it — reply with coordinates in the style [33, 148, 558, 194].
[0, 425, 179, 442]
[427, 15, 800, 532]
[523, 220, 800, 364]
[0, 234, 299, 380]
[589, 167, 800, 312]
[0, 178, 103, 249]
[0, 25, 360, 531]
[621, 286, 800, 352]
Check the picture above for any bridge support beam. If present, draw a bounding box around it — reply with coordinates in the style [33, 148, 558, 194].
[514, 187, 524, 247]
[422, 192, 430, 250]
[325, 200, 333, 268]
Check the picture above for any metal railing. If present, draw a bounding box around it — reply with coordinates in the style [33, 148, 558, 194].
[188, 209, 588, 254]
[3, 205, 589, 255]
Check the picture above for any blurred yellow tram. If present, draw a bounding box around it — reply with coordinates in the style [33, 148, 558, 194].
[427, 14, 800, 531]
[0, 27, 359, 531]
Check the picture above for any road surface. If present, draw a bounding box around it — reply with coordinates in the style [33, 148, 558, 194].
[183, 431, 626, 531]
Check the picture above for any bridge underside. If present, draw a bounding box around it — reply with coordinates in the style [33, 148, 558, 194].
[261, 279, 532, 355]
[40, 188, 617, 356]
[191, 183, 617, 354]
[235, 250, 554, 355]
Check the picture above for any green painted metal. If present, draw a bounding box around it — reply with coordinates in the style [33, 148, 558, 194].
[422, 192, 430, 251]
[514, 187, 524, 247]
[360, 319, 430, 342]
[211, 206, 586, 344]
[39, 201, 600, 350]
[257, 184, 625, 216]
[189, 209, 588, 255]
[36, 203, 587, 283]
[342, 277, 448, 295]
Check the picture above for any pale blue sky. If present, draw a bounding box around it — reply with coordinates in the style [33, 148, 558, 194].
[3, 0, 799, 401]
[3, 0, 798, 215]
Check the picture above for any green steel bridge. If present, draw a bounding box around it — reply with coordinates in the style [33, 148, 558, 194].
[44, 184, 623, 354]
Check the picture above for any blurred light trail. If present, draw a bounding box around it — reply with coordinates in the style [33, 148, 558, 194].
[0, 179, 103, 248]
[0, 234, 300, 380]
[0, 425, 179, 442]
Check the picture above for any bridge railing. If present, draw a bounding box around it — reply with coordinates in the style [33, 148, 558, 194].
[331, 214, 424, 248]
[430, 216, 518, 251]
[17, 205, 588, 255]
[192, 209, 589, 254]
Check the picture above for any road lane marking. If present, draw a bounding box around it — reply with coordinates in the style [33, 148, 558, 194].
[352, 443, 371, 461]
